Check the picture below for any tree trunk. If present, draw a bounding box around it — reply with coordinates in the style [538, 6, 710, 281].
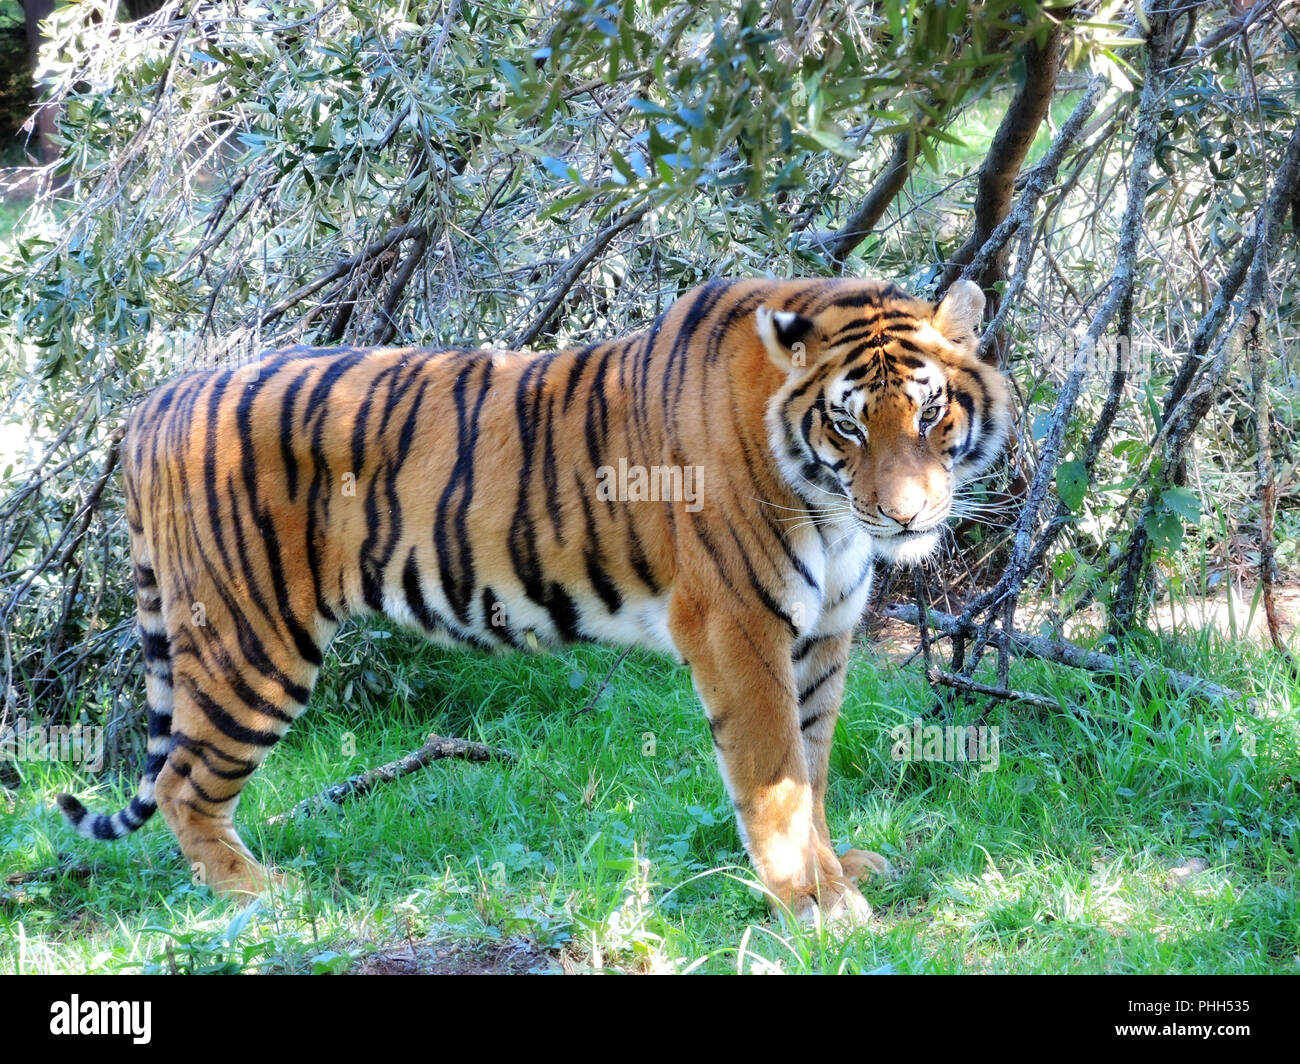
[20, 0, 57, 166]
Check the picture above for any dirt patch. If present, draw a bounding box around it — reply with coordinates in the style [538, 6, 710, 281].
[357, 936, 563, 975]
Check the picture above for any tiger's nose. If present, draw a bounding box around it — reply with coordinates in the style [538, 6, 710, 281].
[879, 503, 921, 527]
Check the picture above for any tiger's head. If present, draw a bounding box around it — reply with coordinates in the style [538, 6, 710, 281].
[759, 279, 1013, 566]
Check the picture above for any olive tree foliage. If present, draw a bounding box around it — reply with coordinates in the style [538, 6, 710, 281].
[0, 0, 1296, 733]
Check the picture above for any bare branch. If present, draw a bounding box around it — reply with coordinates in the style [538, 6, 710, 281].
[957, 13, 1175, 641]
[1112, 115, 1300, 631]
[508, 201, 651, 349]
[1192, 0, 1281, 57]
[887, 605, 1255, 712]
[818, 134, 915, 270]
[268, 733, 516, 825]
[937, 23, 1064, 296]
[964, 74, 1109, 364]
[925, 665, 1062, 712]
[253, 223, 429, 331]
[1247, 314, 1293, 661]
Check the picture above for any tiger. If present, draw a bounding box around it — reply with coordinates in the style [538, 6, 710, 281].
[57, 276, 1011, 926]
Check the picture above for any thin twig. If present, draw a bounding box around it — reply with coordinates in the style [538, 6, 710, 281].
[509, 201, 651, 348]
[926, 666, 1061, 712]
[576, 646, 632, 716]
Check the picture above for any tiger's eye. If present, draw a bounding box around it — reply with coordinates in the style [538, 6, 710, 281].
[919, 405, 944, 429]
[834, 417, 864, 441]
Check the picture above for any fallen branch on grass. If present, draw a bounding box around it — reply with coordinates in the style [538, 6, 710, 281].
[885, 604, 1254, 712]
[1, 863, 92, 905]
[925, 666, 1062, 711]
[4, 863, 92, 887]
[268, 733, 517, 825]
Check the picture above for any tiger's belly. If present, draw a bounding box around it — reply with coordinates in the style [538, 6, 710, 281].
[378, 576, 678, 659]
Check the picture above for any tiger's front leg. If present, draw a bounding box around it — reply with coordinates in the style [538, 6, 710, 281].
[670, 592, 870, 926]
[795, 629, 892, 889]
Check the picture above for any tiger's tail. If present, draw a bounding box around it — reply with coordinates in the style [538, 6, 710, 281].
[56, 469, 172, 841]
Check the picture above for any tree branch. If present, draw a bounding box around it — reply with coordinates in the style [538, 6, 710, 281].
[887, 604, 1254, 711]
[957, 13, 1174, 645]
[1112, 115, 1300, 631]
[252, 222, 428, 330]
[268, 733, 516, 825]
[508, 201, 651, 349]
[1192, 0, 1280, 58]
[925, 665, 1062, 712]
[819, 133, 915, 270]
[1247, 313, 1293, 662]
[937, 23, 1063, 297]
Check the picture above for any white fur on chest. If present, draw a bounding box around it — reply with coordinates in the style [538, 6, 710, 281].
[784, 523, 876, 640]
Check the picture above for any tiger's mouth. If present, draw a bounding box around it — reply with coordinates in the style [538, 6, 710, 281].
[846, 498, 948, 565]
[866, 525, 942, 566]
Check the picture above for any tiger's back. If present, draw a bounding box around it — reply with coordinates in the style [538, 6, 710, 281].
[60, 277, 1011, 921]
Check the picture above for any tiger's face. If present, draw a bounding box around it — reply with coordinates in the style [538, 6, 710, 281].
[760, 279, 1012, 566]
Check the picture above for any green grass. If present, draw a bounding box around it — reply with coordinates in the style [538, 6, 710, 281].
[3, 618, 1297, 974]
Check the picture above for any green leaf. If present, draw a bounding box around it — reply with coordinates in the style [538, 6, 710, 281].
[1161, 487, 1201, 525]
[1144, 510, 1184, 553]
[676, 106, 704, 130]
[539, 155, 581, 183]
[1056, 460, 1088, 513]
[628, 98, 673, 119]
[310, 950, 353, 975]
[497, 59, 523, 95]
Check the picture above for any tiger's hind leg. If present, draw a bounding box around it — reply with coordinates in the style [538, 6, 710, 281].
[153, 611, 324, 899]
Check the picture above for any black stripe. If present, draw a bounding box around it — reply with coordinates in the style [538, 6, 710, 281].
[184, 681, 283, 747]
[172, 733, 256, 780]
[435, 360, 491, 624]
[279, 369, 309, 500]
[798, 663, 842, 705]
[141, 630, 169, 661]
[664, 281, 730, 430]
[509, 353, 562, 617]
[725, 526, 798, 637]
[545, 582, 583, 641]
[831, 561, 873, 605]
[172, 758, 228, 804]
[403, 547, 444, 633]
[584, 550, 623, 613]
[792, 634, 830, 663]
[92, 815, 120, 840]
[481, 585, 521, 647]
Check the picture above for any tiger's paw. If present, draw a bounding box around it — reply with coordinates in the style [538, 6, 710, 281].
[788, 880, 874, 932]
[228, 869, 301, 907]
[199, 857, 298, 905]
[839, 848, 896, 884]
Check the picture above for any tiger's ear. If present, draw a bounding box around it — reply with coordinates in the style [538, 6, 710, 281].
[933, 279, 985, 350]
[756, 306, 815, 372]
